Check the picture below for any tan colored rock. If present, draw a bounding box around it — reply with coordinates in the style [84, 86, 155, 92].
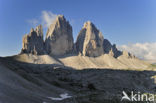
[108, 49, 114, 57]
[76, 21, 104, 57]
[121, 50, 136, 58]
[21, 25, 45, 55]
[45, 15, 74, 55]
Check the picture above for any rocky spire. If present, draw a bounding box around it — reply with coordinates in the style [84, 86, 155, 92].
[103, 39, 112, 54]
[20, 16, 136, 59]
[75, 21, 104, 57]
[103, 39, 122, 58]
[45, 15, 74, 55]
[35, 24, 43, 37]
[121, 50, 136, 58]
[103, 39, 135, 58]
[21, 25, 45, 55]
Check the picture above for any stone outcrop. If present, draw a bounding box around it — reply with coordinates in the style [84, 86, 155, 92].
[103, 39, 135, 58]
[75, 21, 104, 57]
[103, 39, 112, 54]
[21, 25, 45, 55]
[103, 39, 122, 58]
[20, 15, 136, 59]
[121, 50, 136, 58]
[45, 15, 74, 55]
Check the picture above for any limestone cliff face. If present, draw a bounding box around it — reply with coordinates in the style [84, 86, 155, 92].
[45, 15, 74, 55]
[20, 15, 136, 59]
[76, 21, 104, 57]
[21, 25, 45, 55]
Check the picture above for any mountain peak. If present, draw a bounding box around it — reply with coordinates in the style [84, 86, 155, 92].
[56, 15, 64, 19]
[54, 15, 65, 24]
[45, 15, 74, 55]
[83, 21, 94, 28]
[21, 25, 45, 55]
[76, 21, 104, 57]
[30, 28, 34, 33]
[35, 25, 43, 37]
[21, 15, 136, 59]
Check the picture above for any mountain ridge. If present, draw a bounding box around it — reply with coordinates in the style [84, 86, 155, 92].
[21, 15, 134, 58]
[19, 15, 150, 70]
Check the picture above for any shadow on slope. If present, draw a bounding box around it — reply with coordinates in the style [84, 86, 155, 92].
[0, 57, 156, 103]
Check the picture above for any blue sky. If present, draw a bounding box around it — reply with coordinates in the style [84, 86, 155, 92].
[0, 0, 156, 57]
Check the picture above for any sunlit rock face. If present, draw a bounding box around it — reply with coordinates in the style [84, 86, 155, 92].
[45, 15, 74, 56]
[121, 50, 136, 58]
[20, 16, 135, 59]
[75, 21, 104, 57]
[21, 25, 45, 55]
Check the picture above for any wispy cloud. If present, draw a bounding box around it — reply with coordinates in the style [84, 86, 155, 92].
[117, 42, 156, 60]
[41, 11, 57, 27]
[27, 19, 39, 27]
[27, 10, 57, 28]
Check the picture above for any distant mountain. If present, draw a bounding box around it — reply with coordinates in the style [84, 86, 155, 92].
[21, 15, 133, 57]
[19, 15, 150, 70]
[0, 15, 155, 103]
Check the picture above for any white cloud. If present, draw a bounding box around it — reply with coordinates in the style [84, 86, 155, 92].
[27, 19, 39, 27]
[41, 11, 57, 27]
[27, 10, 57, 28]
[117, 42, 156, 60]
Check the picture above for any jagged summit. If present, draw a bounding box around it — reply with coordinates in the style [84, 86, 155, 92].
[83, 21, 93, 28]
[21, 15, 135, 59]
[103, 39, 122, 58]
[56, 15, 65, 21]
[46, 15, 66, 38]
[45, 15, 74, 55]
[35, 24, 43, 37]
[76, 21, 104, 57]
[17, 15, 150, 70]
[21, 25, 45, 55]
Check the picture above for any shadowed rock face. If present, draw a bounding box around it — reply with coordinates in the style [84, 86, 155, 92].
[76, 21, 104, 57]
[21, 25, 45, 55]
[103, 39, 112, 54]
[45, 15, 74, 56]
[112, 44, 122, 58]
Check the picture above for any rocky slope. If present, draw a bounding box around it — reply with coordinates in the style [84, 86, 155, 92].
[59, 54, 148, 70]
[11, 53, 149, 70]
[0, 57, 156, 103]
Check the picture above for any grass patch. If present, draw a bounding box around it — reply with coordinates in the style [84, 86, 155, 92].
[151, 64, 156, 68]
[148, 64, 156, 70]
